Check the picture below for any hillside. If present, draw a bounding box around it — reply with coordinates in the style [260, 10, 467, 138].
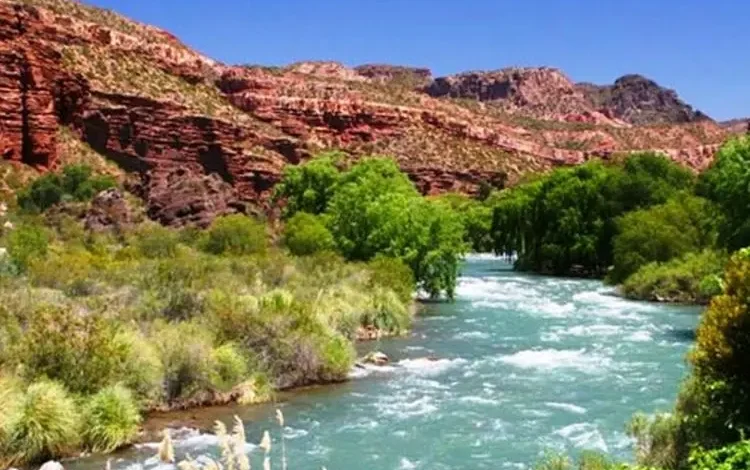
[0, 0, 733, 225]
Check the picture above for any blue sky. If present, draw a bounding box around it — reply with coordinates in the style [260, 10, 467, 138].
[86, 0, 748, 120]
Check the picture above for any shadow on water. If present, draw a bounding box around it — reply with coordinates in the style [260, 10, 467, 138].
[664, 328, 697, 343]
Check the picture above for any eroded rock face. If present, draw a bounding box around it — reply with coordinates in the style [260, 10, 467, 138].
[425, 67, 619, 124]
[142, 166, 244, 228]
[577, 75, 711, 125]
[0, 0, 735, 227]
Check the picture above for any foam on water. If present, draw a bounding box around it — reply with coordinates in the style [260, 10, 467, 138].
[397, 357, 467, 376]
[496, 348, 613, 374]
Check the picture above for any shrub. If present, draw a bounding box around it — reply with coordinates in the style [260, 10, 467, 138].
[17, 173, 64, 212]
[13, 305, 129, 395]
[317, 333, 355, 381]
[83, 385, 141, 453]
[6, 223, 48, 271]
[283, 212, 335, 256]
[689, 440, 750, 470]
[151, 321, 217, 402]
[109, 329, 164, 404]
[17, 164, 115, 213]
[361, 286, 411, 334]
[610, 195, 719, 284]
[4, 381, 81, 465]
[367, 255, 416, 304]
[627, 412, 681, 469]
[210, 343, 249, 392]
[621, 250, 727, 304]
[200, 214, 268, 256]
[132, 223, 180, 259]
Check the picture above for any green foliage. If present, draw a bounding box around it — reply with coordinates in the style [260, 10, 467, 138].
[6, 223, 48, 271]
[132, 223, 180, 259]
[698, 136, 750, 251]
[689, 440, 750, 470]
[277, 156, 466, 299]
[151, 321, 217, 401]
[17, 164, 115, 212]
[83, 385, 141, 453]
[200, 214, 268, 256]
[283, 212, 335, 256]
[274, 154, 342, 216]
[3, 381, 81, 465]
[12, 305, 133, 395]
[681, 250, 750, 447]
[432, 193, 494, 252]
[492, 153, 696, 276]
[621, 250, 727, 304]
[628, 412, 681, 469]
[610, 196, 719, 283]
[210, 343, 249, 392]
[367, 255, 415, 304]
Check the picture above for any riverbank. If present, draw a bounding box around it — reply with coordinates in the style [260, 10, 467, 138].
[63, 256, 701, 470]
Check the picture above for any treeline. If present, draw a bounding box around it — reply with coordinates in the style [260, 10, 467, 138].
[0, 156, 468, 466]
[483, 138, 750, 303]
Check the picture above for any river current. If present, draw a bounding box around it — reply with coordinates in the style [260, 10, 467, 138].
[71, 255, 701, 470]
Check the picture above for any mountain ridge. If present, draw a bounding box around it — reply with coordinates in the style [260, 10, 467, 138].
[0, 0, 737, 225]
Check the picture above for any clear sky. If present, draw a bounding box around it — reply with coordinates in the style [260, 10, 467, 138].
[86, 0, 748, 120]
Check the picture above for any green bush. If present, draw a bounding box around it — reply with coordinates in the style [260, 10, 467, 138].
[109, 329, 164, 404]
[689, 440, 750, 470]
[200, 214, 268, 256]
[610, 195, 719, 283]
[6, 223, 48, 271]
[210, 343, 249, 392]
[152, 321, 217, 402]
[367, 255, 415, 304]
[12, 305, 130, 395]
[3, 381, 81, 465]
[17, 164, 115, 213]
[132, 223, 180, 259]
[621, 250, 727, 304]
[283, 212, 335, 256]
[17, 173, 64, 213]
[83, 385, 141, 453]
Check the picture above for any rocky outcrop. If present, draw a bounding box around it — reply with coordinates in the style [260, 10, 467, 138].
[355, 64, 432, 87]
[577, 75, 711, 125]
[141, 166, 245, 228]
[425, 67, 619, 124]
[84, 188, 135, 232]
[721, 118, 750, 135]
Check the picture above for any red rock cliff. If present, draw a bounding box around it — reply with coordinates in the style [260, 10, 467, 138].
[0, 0, 733, 225]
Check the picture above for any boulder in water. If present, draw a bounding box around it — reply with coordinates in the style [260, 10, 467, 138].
[361, 351, 390, 366]
[39, 462, 64, 470]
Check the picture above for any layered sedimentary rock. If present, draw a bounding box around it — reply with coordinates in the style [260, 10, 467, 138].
[578, 74, 711, 125]
[0, 0, 735, 226]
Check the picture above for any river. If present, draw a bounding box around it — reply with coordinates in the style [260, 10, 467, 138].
[69, 255, 701, 470]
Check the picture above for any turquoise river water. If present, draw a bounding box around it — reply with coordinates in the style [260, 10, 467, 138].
[70, 255, 701, 470]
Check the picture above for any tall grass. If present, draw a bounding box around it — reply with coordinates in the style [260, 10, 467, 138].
[3, 381, 81, 466]
[83, 385, 142, 453]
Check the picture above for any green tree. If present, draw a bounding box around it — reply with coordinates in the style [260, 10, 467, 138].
[274, 153, 342, 217]
[491, 153, 695, 276]
[698, 136, 750, 251]
[283, 212, 335, 256]
[610, 195, 719, 283]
